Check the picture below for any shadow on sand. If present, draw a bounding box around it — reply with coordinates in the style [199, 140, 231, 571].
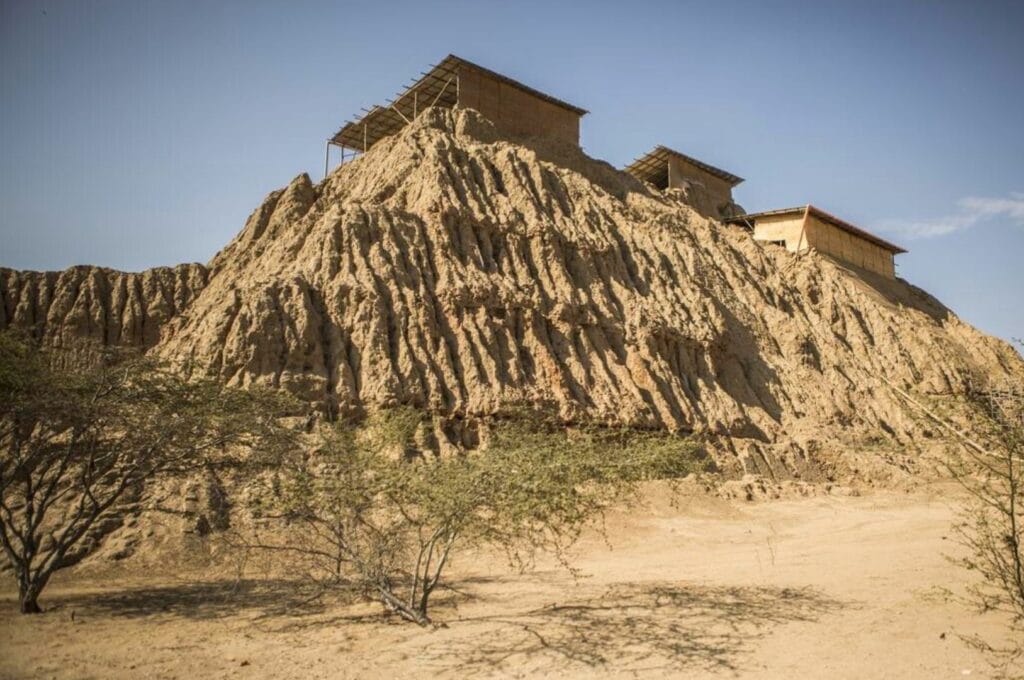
[39, 575, 498, 628]
[38, 577, 844, 675]
[46, 578, 337, 622]
[433, 581, 845, 675]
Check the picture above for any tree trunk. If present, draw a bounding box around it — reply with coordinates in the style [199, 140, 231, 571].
[17, 567, 49, 614]
[19, 586, 42, 614]
[377, 587, 429, 626]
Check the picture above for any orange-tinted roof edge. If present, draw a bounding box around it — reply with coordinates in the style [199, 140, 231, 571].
[725, 205, 907, 254]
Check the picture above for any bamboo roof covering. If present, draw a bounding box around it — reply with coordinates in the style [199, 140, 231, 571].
[624, 145, 744, 188]
[725, 205, 907, 254]
[330, 54, 587, 152]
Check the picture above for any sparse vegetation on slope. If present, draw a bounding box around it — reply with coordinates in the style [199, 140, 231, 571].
[946, 359, 1024, 677]
[244, 407, 703, 625]
[0, 331, 295, 614]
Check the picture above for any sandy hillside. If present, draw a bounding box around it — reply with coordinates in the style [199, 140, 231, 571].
[0, 485, 1014, 680]
[3, 107, 1023, 484]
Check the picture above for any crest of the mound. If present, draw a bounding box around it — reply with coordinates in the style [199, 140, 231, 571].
[144, 106, 1022, 479]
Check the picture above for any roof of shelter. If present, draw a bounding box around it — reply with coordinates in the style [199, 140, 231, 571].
[624, 145, 744, 188]
[330, 54, 588, 152]
[725, 205, 907, 254]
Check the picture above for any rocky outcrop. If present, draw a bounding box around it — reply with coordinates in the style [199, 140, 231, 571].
[0, 264, 208, 351]
[150, 108, 1021, 478]
[3, 107, 1022, 481]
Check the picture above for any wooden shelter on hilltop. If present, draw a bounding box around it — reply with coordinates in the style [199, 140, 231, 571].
[624, 146, 744, 219]
[326, 54, 587, 172]
[726, 205, 906, 279]
[324, 57, 907, 283]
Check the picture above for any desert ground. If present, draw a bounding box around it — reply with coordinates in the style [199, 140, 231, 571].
[0, 482, 1013, 680]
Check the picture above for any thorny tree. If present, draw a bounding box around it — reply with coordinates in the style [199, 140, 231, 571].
[247, 408, 701, 626]
[0, 331, 294, 613]
[947, 350, 1024, 676]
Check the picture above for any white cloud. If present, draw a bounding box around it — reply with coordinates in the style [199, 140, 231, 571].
[878, 192, 1024, 239]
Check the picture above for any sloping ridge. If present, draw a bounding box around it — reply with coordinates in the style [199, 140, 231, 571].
[1, 264, 208, 352]
[3, 107, 1022, 480]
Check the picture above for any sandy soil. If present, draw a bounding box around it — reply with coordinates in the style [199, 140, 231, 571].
[0, 484, 1014, 679]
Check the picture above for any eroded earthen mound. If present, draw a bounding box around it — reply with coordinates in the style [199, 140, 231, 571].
[3, 108, 1022, 482]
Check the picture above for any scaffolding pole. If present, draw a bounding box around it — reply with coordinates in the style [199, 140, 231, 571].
[429, 75, 455, 109]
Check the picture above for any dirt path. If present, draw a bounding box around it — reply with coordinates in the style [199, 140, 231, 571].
[0, 486, 1012, 679]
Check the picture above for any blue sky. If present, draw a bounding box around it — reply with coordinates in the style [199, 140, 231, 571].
[1, 0, 1021, 344]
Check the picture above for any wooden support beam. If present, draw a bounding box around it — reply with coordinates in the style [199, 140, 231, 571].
[796, 204, 811, 253]
[390, 103, 410, 124]
[429, 75, 456, 109]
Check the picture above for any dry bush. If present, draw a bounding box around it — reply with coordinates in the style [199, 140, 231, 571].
[244, 408, 703, 625]
[948, 361, 1024, 677]
[0, 331, 295, 614]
